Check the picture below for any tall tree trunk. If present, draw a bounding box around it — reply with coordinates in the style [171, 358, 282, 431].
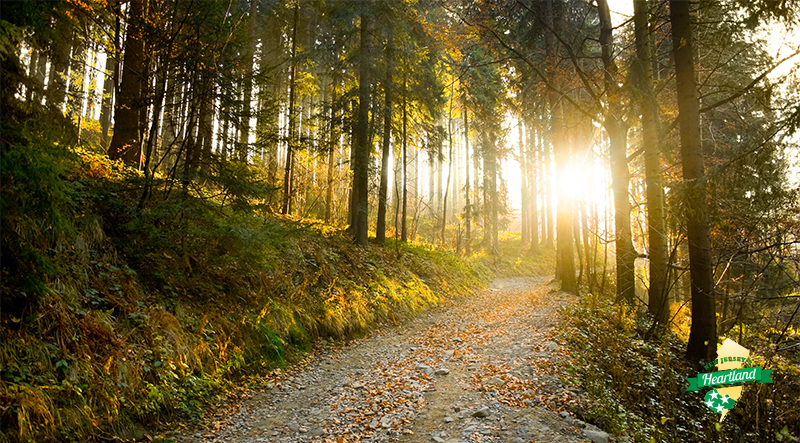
[197, 80, 214, 171]
[26, 49, 39, 102]
[108, 0, 149, 166]
[528, 121, 539, 253]
[282, 0, 301, 215]
[520, 121, 529, 245]
[100, 6, 121, 149]
[257, 3, 286, 207]
[442, 90, 455, 246]
[545, 0, 576, 292]
[463, 98, 471, 256]
[670, 0, 717, 363]
[325, 82, 338, 223]
[238, 0, 259, 161]
[84, 37, 100, 120]
[634, 0, 669, 324]
[542, 138, 554, 248]
[598, 0, 635, 303]
[487, 134, 498, 253]
[401, 72, 408, 242]
[67, 27, 87, 140]
[47, 18, 72, 110]
[376, 32, 393, 244]
[351, 5, 372, 245]
[32, 49, 48, 104]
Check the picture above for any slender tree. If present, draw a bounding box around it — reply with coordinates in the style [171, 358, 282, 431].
[376, 31, 394, 244]
[350, 4, 373, 245]
[670, 0, 717, 362]
[632, 0, 669, 324]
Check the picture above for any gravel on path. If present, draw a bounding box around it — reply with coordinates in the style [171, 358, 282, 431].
[171, 277, 612, 443]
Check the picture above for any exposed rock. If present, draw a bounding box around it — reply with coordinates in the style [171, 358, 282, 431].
[584, 429, 610, 443]
[472, 407, 492, 418]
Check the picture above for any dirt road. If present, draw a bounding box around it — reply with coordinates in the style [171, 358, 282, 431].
[173, 277, 611, 443]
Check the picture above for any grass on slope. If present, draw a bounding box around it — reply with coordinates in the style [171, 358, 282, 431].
[0, 140, 551, 442]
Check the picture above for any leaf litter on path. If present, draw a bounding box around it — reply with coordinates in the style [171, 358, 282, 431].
[170, 277, 612, 443]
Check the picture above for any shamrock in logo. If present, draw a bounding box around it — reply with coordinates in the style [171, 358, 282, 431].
[704, 389, 737, 414]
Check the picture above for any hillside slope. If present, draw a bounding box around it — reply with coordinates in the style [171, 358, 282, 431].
[2, 145, 555, 443]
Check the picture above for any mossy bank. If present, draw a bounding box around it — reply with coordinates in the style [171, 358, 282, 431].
[0, 143, 547, 443]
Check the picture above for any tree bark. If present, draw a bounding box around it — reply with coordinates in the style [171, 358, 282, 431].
[47, 17, 72, 110]
[108, 0, 149, 166]
[528, 121, 539, 252]
[325, 81, 338, 223]
[351, 5, 372, 245]
[376, 32, 393, 244]
[282, 0, 301, 215]
[634, 0, 670, 324]
[598, 0, 635, 304]
[442, 87, 455, 246]
[463, 97, 471, 256]
[670, 0, 717, 363]
[545, 0, 576, 293]
[401, 73, 408, 242]
[99, 31, 119, 149]
[520, 122, 529, 245]
[237, 0, 259, 161]
[67, 27, 87, 140]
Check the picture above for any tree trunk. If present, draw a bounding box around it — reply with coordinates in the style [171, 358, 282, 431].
[545, 0, 576, 293]
[528, 121, 539, 252]
[108, 0, 149, 166]
[376, 32, 393, 244]
[26, 49, 40, 102]
[351, 5, 372, 245]
[520, 122, 529, 245]
[197, 80, 214, 171]
[238, 0, 259, 161]
[463, 98, 471, 256]
[32, 49, 48, 104]
[100, 6, 121, 149]
[84, 37, 100, 120]
[670, 0, 717, 363]
[282, 0, 301, 215]
[542, 138, 554, 248]
[634, 0, 669, 324]
[325, 82, 338, 223]
[257, 3, 286, 206]
[401, 72, 408, 242]
[47, 18, 72, 110]
[68, 28, 87, 139]
[598, 0, 635, 304]
[442, 88, 455, 246]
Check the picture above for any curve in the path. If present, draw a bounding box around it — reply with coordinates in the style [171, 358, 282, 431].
[174, 277, 610, 443]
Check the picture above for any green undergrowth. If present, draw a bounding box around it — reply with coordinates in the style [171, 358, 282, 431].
[0, 140, 512, 442]
[561, 294, 800, 442]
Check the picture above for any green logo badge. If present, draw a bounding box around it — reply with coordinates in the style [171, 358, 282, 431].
[686, 339, 774, 421]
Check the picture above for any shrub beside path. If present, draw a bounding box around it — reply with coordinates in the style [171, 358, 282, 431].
[173, 277, 612, 443]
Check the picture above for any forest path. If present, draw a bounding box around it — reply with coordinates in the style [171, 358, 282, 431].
[174, 277, 610, 443]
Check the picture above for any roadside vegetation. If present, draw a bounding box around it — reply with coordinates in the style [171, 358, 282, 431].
[1, 135, 555, 442]
[561, 293, 800, 442]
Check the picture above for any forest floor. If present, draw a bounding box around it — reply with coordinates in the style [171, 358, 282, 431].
[167, 277, 612, 443]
